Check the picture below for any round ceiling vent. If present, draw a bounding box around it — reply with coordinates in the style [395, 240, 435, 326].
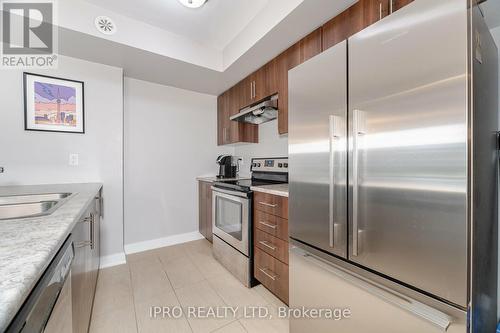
[95, 16, 117, 35]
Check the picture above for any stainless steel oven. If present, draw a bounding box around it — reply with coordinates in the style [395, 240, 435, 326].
[211, 157, 288, 288]
[212, 187, 250, 256]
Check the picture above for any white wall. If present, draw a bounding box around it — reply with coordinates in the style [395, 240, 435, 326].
[233, 120, 288, 177]
[0, 56, 124, 261]
[123, 78, 232, 249]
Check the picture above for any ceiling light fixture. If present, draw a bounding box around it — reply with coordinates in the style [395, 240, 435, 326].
[177, 0, 207, 9]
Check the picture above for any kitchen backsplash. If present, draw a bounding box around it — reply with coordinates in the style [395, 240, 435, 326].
[233, 119, 288, 177]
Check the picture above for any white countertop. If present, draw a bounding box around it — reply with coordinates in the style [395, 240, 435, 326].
[250, 184, 289, 197]
[0, 183, 102, 331]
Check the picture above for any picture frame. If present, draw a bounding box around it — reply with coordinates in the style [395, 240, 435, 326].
[23, 72, 85, 134]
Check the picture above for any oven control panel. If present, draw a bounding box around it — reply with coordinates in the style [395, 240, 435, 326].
[251, 158, 288, 173]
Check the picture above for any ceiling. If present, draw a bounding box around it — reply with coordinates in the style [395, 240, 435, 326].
[481, 0, 500, 29]
[83, 0, 270, 50]
[56, 0, 356, 95]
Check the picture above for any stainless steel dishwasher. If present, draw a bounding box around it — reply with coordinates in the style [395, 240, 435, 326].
[6, 236, 74, 333]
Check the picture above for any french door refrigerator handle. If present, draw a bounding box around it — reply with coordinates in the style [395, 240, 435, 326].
[352, 109, 365, 256]
[295, 246, 452, 331]
[329, 115, 341, 248]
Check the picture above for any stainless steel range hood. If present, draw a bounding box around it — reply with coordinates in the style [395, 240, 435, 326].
[230, 94, 278, 125]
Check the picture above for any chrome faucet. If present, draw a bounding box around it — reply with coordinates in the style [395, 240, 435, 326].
[0, 167, 4, 173]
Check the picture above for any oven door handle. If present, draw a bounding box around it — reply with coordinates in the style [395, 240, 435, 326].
[211, 186, 250, 198]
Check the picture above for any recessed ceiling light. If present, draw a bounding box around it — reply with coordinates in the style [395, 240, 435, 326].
[177, 0, 207, 9]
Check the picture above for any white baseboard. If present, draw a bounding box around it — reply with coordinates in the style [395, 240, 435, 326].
[124, 231, 205, 255]
[100, 252, 127, 269]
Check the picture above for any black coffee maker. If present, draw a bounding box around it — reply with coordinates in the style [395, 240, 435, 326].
[216, 155, 237, 179]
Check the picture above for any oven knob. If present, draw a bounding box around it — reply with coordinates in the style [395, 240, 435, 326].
[257, 163, 261, 167]
[278, 163, 283, 168]
[252, 163, 256, 167]
[284, 163, 288, 168]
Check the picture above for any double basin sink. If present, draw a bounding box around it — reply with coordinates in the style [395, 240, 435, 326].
[0, 193, 72, 220]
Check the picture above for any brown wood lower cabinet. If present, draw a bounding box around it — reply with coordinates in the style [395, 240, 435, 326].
[198, 180, 213, 242]
[253, 192, 289, 304]
[254, 247, 289, 305]
[254, 191, 288, 219]
[255, 228, 289, 264]
[254, 209, 288, 241]
[72, 195, 101, 333]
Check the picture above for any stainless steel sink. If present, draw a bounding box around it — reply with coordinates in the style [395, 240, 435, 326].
[0, 193, 71, 205]
[0, 201, 60, 220]
[0, 193, 73, 220]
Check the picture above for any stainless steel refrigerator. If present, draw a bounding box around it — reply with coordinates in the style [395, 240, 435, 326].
[288, 0, 498, 332]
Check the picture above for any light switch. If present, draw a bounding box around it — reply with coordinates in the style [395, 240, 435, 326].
[69, 154, 79, 166]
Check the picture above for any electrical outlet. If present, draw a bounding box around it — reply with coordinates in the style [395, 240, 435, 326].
[69, 154, 79, 166]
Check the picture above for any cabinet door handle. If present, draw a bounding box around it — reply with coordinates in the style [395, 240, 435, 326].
[90, 213, 95, 250]
[390, 0, 393, 14]
[258, 202, 277, 208]
[95, 196, 103, 218]
[259, 221, 277, 229]
[379, 2, 383, 20]
[259, 267, 278, 281]
[259, 241, 277, 251]
[80, 216, 92, 224]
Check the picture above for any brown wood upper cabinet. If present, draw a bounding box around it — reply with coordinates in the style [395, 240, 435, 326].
[218, 0, 415, 142]
[392, 0, 414, 12]
[217, 90, 258, 145]
[239, 64, 275, 110]
[323, 0, 390, 51]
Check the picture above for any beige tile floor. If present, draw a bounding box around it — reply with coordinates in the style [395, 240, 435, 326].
[90, 239, 289, 333]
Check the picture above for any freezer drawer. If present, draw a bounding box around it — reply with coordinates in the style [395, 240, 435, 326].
[290, 245, 467, 333]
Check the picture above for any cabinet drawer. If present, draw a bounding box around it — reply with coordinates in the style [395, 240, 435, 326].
[254, 247, 289, 304]
[254, 192, 288, 219]
[254, 210, 288, 241]
[255, 228, 288, 264]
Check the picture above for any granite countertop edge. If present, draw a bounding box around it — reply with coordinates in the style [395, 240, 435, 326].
[250, 184, 289, 197]
[0, 183, 103, 332]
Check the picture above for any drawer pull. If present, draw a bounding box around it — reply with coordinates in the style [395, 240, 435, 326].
[259, 267, 278, 281]
[259, 202, 277, 208]
[259, 241, 277, 251]
[259, 221, 277, 229]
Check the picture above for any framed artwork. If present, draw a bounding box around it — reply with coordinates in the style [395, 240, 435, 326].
[23, 72, 85, 134]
